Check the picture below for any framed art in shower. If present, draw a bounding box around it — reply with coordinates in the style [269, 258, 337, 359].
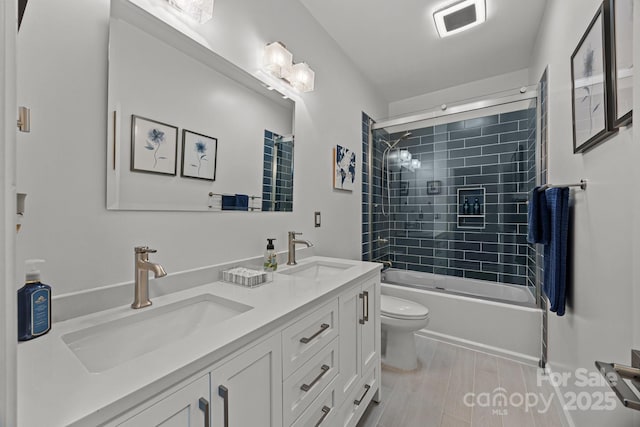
[570, 2, 616, 153]
[130, 115, 178, 175]
[609, 0, 633, 127]
[181, 129, 218, 181]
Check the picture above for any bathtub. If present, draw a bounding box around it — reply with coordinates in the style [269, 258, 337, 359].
[381, 268, 536, 306]
[381, 269, 542, 364]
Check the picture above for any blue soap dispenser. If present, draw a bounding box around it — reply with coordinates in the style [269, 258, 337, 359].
[17, 259, 51, 341]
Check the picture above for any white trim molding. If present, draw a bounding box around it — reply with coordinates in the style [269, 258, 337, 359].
[1, 0, 18, 425]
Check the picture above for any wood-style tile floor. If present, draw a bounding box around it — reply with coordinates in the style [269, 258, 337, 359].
[358, 336, 567, 427]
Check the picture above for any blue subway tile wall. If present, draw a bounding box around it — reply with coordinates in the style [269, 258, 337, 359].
[379, 108, 536, 286]
[262, 131, 294, 212]
[262, 131, 275, 211]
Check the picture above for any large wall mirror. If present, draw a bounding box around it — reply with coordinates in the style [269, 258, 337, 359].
[107, 0, 295, 212]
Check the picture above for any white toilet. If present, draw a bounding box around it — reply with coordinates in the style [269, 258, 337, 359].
[380, 294, 429, 371]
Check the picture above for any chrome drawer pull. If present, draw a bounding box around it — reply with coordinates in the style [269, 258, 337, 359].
[359, 293, 365, 324]
[198, 397, 210, 427]
[301, 364, 330, 392]
[314, 406, 331, 427]
[354, 384, 371, 406]
[300, 323, 329, 344]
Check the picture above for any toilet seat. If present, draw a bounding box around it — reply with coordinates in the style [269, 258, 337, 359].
[381, 295, 429, 320]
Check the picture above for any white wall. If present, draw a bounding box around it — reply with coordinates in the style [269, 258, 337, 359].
[15, 0, 387, 295]
[529, 0, 638, 425]
[388, 68, 531, 118]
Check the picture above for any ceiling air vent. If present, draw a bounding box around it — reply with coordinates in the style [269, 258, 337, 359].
[433, 0, 486, 38]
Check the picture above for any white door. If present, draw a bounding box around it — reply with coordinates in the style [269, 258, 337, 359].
[209, 334, 282, 427]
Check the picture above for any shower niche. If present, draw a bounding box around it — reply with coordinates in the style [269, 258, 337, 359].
[457, 187, 485, 229]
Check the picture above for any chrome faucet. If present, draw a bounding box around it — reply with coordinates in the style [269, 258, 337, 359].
[287, 231, 313, 265]
[132, 246, 167, 309]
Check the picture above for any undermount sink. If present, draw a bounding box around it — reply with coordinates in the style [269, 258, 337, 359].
[62, 294, 252, 373]
[279, 260, 353, 280]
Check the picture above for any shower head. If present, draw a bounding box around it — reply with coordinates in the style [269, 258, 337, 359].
[388, 131, 412, 149]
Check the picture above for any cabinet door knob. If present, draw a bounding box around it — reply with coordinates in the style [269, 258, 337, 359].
[198, 397, 210, 427]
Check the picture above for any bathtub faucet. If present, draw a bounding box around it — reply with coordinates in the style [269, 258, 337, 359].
[374, 259, 393, 269]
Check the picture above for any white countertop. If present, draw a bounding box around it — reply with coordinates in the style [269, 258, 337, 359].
[17, 256, 380, 427]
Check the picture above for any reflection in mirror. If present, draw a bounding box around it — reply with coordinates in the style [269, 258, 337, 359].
[107, 0, 294, 212]
[262, 131, 294, 212]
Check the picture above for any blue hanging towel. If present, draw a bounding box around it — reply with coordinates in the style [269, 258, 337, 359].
[542, 187, 570, 316]
[235, 194, 249, 211]
[527, 187, 550, 245]
[221, 195, 237, 210]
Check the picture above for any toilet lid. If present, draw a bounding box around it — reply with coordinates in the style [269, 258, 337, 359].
[381, 295, 429, 320]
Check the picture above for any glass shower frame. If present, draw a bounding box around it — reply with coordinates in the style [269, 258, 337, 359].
[365, 86, 541, 306]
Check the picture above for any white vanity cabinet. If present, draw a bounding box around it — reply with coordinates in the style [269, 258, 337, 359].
[75, 260, 380, 427]
[116, 374, 210, 427]
[209, 334, 283, 427]
[111, 334, 282, 427]
[336, 273, 380, 407]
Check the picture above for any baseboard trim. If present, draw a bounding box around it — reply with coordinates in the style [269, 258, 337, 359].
[416, 329, 540, 366]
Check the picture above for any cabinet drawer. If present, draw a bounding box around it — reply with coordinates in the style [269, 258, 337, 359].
[283, 337, 339, 426]
[335, 366, 378, 427]
[291, 377, 338, 427]
[282, 299, 338, 378]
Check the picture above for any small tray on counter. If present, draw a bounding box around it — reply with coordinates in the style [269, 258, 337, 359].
[220, 265, 273, 288]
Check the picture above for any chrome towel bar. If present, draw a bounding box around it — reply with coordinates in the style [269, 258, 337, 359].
[538, 179, 587, 192]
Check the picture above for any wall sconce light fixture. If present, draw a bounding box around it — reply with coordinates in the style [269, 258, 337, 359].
[263, 42, 293, 79]
[263, 42, 315, 93]
[167, 0, 214, 24]
[289, 62, 315, 93]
